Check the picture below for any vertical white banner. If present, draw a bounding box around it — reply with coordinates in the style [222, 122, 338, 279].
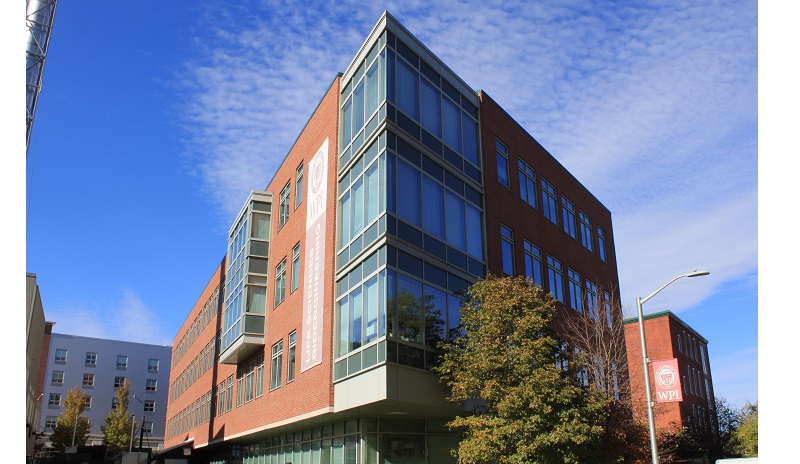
[301, 138, 329, 372]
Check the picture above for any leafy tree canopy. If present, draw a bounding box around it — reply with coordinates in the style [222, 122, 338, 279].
[434, 275, 609, 464]
[101, 379, 137, 452]
[49, 386, 91, 452]
[732, 402, 757, 457]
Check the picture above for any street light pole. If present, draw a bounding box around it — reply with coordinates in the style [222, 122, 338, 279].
[637, 270, 709, 464]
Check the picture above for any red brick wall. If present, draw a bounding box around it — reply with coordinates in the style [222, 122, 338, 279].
[479, 91, 620, 306]
[165, 75, 341, 448]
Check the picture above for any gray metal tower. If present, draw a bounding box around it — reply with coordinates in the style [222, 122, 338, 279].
[26, 0, 58, 153]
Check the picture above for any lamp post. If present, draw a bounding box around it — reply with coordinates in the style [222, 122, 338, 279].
[637, 270, 709, 464]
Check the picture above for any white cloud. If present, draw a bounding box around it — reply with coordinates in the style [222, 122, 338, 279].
[44, 289, 173, 346]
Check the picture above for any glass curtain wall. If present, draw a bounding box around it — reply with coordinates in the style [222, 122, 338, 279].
[335, 27, 485, 382]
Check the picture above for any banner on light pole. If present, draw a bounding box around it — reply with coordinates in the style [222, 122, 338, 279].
[652, 358, 683, 403]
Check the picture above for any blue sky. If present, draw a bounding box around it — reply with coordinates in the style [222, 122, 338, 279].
[21, 0, 759, 410]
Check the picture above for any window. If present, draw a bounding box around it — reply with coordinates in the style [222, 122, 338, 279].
[116, 355, 128, 369]
[523, 240, 543, 286]
[541, 179, 558, 225]
[496, 140, 510, 188]
[279, 182, 290, 228]
[245, 361, 255, 403]
[585, 281, 598, 320]
[48, 393, 61, 407]
[561, 196, 577, 239]
[144, 400, 155, 412]
[148, 358, 159, 373]
[83, 373, 95, 387]
[597, 227, 607, 262]
[567, 268, 582, 312]
[142, 421, 153, 434]
[295, 163, 304, 208]
[114, 376, 126, 389]
[85, 352, 97, 366]
[275, 258, 287, 306]
[288, 331, 297, 382]
[500, 225, 514, 276]
[518, 159, 536, 208]
[579, 212, 593, 251]
[112, 398, 120, 410]
[256, 354, 264, 397]
[547, 256, 565, 303]
[55, 348, 67, 363]
[45, 416, 58, 430]
[51, 370, 64, 385]
[291, 244, 300, 293]
[84, 395, 92, 409]
[270, 340, 283, 390]
[146, 379, 157, 392]
[604, 291, 613, 328]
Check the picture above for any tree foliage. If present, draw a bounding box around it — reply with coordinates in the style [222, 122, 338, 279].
[101, 379, 137, 452]
[49, 386, 91, 452]
[433, 275, 609, 464]
[558, 286, 651, 463]
[731, 402, 757, 457]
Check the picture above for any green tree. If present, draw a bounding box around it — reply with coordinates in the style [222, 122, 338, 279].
[101, 379, 137, 452]
[433, 275, 609, 464]
[731, 402, 757, 457]
[683, 396, 740, 463]
[49, 386, 91, 452]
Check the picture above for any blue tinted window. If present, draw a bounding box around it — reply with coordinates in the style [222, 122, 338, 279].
[442, 98, 461, 152]
[422, 176, 444, 239]
[501, 225, 514, 276]
[420, 79, 441, 137]
[465, 204, 483, 259]
[396, 160, 420, 226]
[445, 191, 466, 250]
[366, 61, 379, 118]
[396, 58, 419, 121]
[462, 112, 478, 166]
[353, 81, 365, 134]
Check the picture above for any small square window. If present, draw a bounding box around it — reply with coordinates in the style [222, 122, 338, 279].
[148, 358, 159, 373]
[45, 416, 58, 430]
[111, 398, 120, 410]
[114, 376, 126, 389]
[51, 370, 64, 385]
[84, 395, 92, 409]
[146, 379, 157, 392]
[116, 355, 128, 369]
[54, 349, 67, 363]
[142, 421, 153, 434]
[85, 352, 97, 366]
[48, 393, 61, 407]
[83, 373, 95, 387]
[144, 400, 155, 412]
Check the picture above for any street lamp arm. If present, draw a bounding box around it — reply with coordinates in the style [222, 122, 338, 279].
[639, 270, 710, 305]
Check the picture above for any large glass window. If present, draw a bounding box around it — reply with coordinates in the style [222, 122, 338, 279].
[561, 196, 577, 239]
[291, 244, 300, 293]
[496, 140, 509, 188]
[518, 159, 536, 208]
[597, 227, 607, 262]
[523, 240, 543, 286]
[288, 331, 297, 382]
[567, 268, 582, 313]
[580, 212, 593, 251]
[422, 176, 444, 239]
[295, 163, 304, 208]
[445, 191, 466, 250]
[396, 58, 419, 120]
[585, 280, 598, 319]
[541, 179, 558, 225]
[420, 78, 441, 137]
[396, 274, 424, 345]
[547, 256, 565, 303]
[500, 225, 514, 276]
[275, 259, 287, 306]
[279, 182, 290, 228]
[442, 98, 461, 152]
[396, 159, 421, 226]
[271, 341, 283, 390]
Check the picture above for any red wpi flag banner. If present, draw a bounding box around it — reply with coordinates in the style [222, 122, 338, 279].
[652, 358, 683, 403]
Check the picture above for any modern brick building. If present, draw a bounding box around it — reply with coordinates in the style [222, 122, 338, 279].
[160, 12, 622, 464]
[37, 333, 172, 451]
[624, 310, 717, 434]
